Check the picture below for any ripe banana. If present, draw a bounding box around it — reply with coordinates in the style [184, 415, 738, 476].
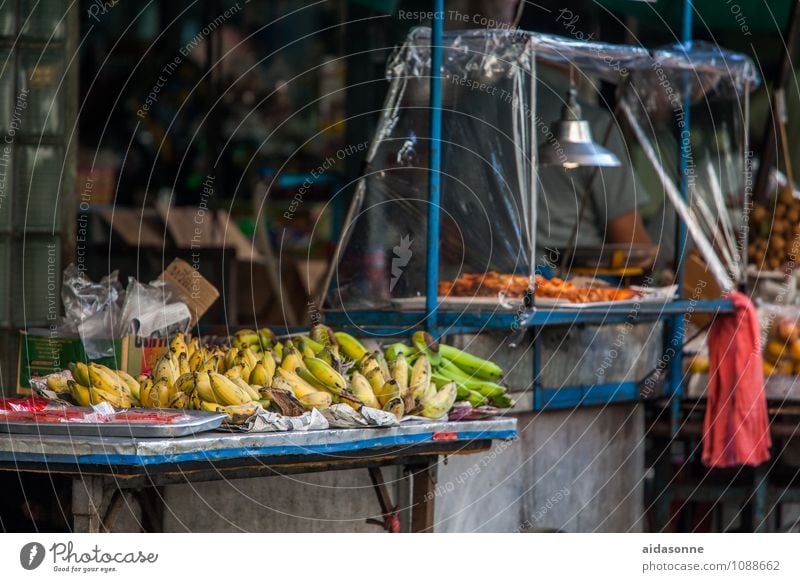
[280, 348, 304, 372]
[296, 366, 335, 393]
[170, 332, 188, 356]
[298, 391, 332, 410]
[350, 372, 379, 409]
[373, 350, 391, 379]
[274, 368, 319, 398]
[46, 374, 69, 393]
[175, 373, 197, 393]
[374, 379, 401, 407]
[439, 344, 503, 380]
[420, 381, 457, 419]
[116, 370, 142, 400]
[249, 362, 272, 387]
[409, 355, 432, 400]
[67, 380, 92, 406]
[199, 355, 221, 374]
[168, 391, 190, 409]
[382, 397, 404, 420]
[231, 376, 261, 401]
[152, 354, 178, 386]
[194, 372, 217, 403]
[189, 347, 206, 372]
[334, 331, 369, 361]
[303, 357, 347, 394]
[68, 362, 91, 386]
[178, 353, 191, 376]
[366, 368, 387, 396]
[391, 353, 409, 397]
[87, 364, 126, 395]
[209, 372, 253, 405]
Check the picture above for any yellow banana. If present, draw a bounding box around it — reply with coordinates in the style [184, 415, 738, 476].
[296, 366, 337, 393]
[366, 368, 387, 395]
[87, 364, 126, 395]
[249, 362, 272, 387]
[170, 332, 188, 356]
[47, 374, 70, 393]
[410, 355, 432, 400]
[189, 347, 206, 372]
[350, 372, 380, 409]
[138, 379, 153, 407]
[298, 391, 332, 410]
[153, 354, 178, 386]
[194, 372, 217, 403]
[391, 353, 409, 397]
[68, 362, 91, 386]
[224, 347, 238, 371]
[334, 331, 369, 361]
[198, 355, 220, 374]
[115, 369, 142, 400]
[187, 336, 200, 357]
[304, 357, 347, 393]
[374, 379, 401, 407]
[242, 347, 260, 370]
[280, 348, 304, 372]
[274, 368, 320, 398]
[68, 381, 92, 406]
[382, 396, 405, 420]
[175, 373, 197, 393]
[90, 385, 133, 408]
[168, 391, 190, 409]
[178, 353, 191, 376]
[209, 372, 252, 405]
[420, 382, 457, 418]
[231, 376, 261, 401]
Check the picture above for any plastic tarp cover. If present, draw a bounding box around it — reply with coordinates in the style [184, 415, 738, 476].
[325, 28, 534, 309]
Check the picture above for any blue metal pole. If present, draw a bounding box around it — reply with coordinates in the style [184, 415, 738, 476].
[425, 1, 444, 333]
[668, 0, 693, 436]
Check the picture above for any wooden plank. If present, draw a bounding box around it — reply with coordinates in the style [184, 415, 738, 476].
[410, 461, 436, 533]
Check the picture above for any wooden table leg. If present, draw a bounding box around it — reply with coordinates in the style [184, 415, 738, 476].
[72, 476, 105, 533]
[137, 486, 166, 533]
[409, 459, 437, 533]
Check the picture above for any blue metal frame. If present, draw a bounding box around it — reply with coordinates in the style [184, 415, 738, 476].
[322, 0, 738, 412]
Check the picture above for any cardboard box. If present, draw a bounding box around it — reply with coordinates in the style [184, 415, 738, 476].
[160, 258, 220, 325]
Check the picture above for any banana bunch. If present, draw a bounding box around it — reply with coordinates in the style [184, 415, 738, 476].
[67, 362, 139, 408]
[60, 327, 511, 424]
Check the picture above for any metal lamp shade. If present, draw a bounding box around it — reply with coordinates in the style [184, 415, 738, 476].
[538, 89, 621, 169]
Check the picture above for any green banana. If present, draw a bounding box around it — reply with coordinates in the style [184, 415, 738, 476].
[304, 357, 347, 394]
[439, 343, 503, 380]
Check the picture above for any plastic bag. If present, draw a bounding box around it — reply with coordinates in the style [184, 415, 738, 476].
[119, 278, 190, 338]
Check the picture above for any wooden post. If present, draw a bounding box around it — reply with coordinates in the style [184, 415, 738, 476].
[409, 460, 437, 533]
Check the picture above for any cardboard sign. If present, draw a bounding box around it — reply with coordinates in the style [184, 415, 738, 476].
[159, 258, 220, 325]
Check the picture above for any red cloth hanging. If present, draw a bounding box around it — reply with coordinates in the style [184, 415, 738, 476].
[702, 292, 771, 468]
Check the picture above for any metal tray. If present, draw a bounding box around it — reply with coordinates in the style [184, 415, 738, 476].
[0, 409, 228, 438]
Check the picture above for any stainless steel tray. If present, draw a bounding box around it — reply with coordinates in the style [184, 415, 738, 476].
[0, 409, 228, 438]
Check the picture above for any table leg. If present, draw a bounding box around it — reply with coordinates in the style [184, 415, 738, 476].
[137, 487, 166, 533]
[72, 476, 105, 533]
[409, 459, 437, 533]
[751, 464, 769, 533]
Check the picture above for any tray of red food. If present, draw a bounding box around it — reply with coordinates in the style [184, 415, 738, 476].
[0, 407, 227, 438]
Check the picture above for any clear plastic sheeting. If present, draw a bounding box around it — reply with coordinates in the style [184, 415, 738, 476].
[322, 27, 759, 311]
[326, 28, 535, 309]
